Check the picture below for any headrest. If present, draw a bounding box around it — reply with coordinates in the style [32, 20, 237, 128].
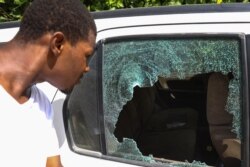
[206, 72, 233, 125]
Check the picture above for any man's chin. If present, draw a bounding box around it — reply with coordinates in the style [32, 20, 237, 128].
[60, 77, 83, 95]
[60, 87, 73, 95]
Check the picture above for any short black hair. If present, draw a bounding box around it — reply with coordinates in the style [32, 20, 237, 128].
[16, 0, 96, 44]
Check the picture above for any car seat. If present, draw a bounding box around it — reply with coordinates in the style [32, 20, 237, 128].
[206, 72, 241, 167]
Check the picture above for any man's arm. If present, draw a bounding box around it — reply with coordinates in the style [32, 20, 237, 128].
[46, 155, 63, 167]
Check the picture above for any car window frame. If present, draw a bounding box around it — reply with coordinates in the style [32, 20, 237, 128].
[64, 33, 248, 167]
[243, 34, 250, 167]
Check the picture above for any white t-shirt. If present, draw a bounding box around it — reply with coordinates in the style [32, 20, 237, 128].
[0, 85, 60, 167]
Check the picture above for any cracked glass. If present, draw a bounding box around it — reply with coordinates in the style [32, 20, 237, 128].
[102, 36, 242, 166]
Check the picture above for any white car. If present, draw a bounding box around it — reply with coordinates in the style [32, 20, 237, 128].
[0, 3, 249, 167]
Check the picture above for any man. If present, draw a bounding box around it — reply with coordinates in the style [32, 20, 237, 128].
[0, 0, 96, 166]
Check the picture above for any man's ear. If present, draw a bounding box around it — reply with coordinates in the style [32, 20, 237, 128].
[50, 32, 65, 56]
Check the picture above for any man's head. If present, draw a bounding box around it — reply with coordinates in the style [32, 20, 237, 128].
[14, 0, 97, 94]
[16, 0, 96, 45]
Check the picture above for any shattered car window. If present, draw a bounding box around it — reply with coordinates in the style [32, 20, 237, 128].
[103, 37, 242, 166]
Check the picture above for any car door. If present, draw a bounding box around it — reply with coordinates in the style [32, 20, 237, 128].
[62, 4, 250, 166]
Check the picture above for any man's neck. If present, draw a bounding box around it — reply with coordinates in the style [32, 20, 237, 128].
[0, 41, 44, 103]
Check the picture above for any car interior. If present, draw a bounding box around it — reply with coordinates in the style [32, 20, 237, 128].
[114, 72, 241, 167]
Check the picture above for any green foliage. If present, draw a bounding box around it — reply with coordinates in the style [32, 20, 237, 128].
[0, 0, 248, 22]
[0, 0, 31, 21]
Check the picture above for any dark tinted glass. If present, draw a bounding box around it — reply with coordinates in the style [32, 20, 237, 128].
[66, 52, 101, 152]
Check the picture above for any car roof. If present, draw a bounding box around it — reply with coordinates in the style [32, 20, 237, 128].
[1, 3, 250, 29]
[92, 3, 250, 19]
[1, 3, 250, 42]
